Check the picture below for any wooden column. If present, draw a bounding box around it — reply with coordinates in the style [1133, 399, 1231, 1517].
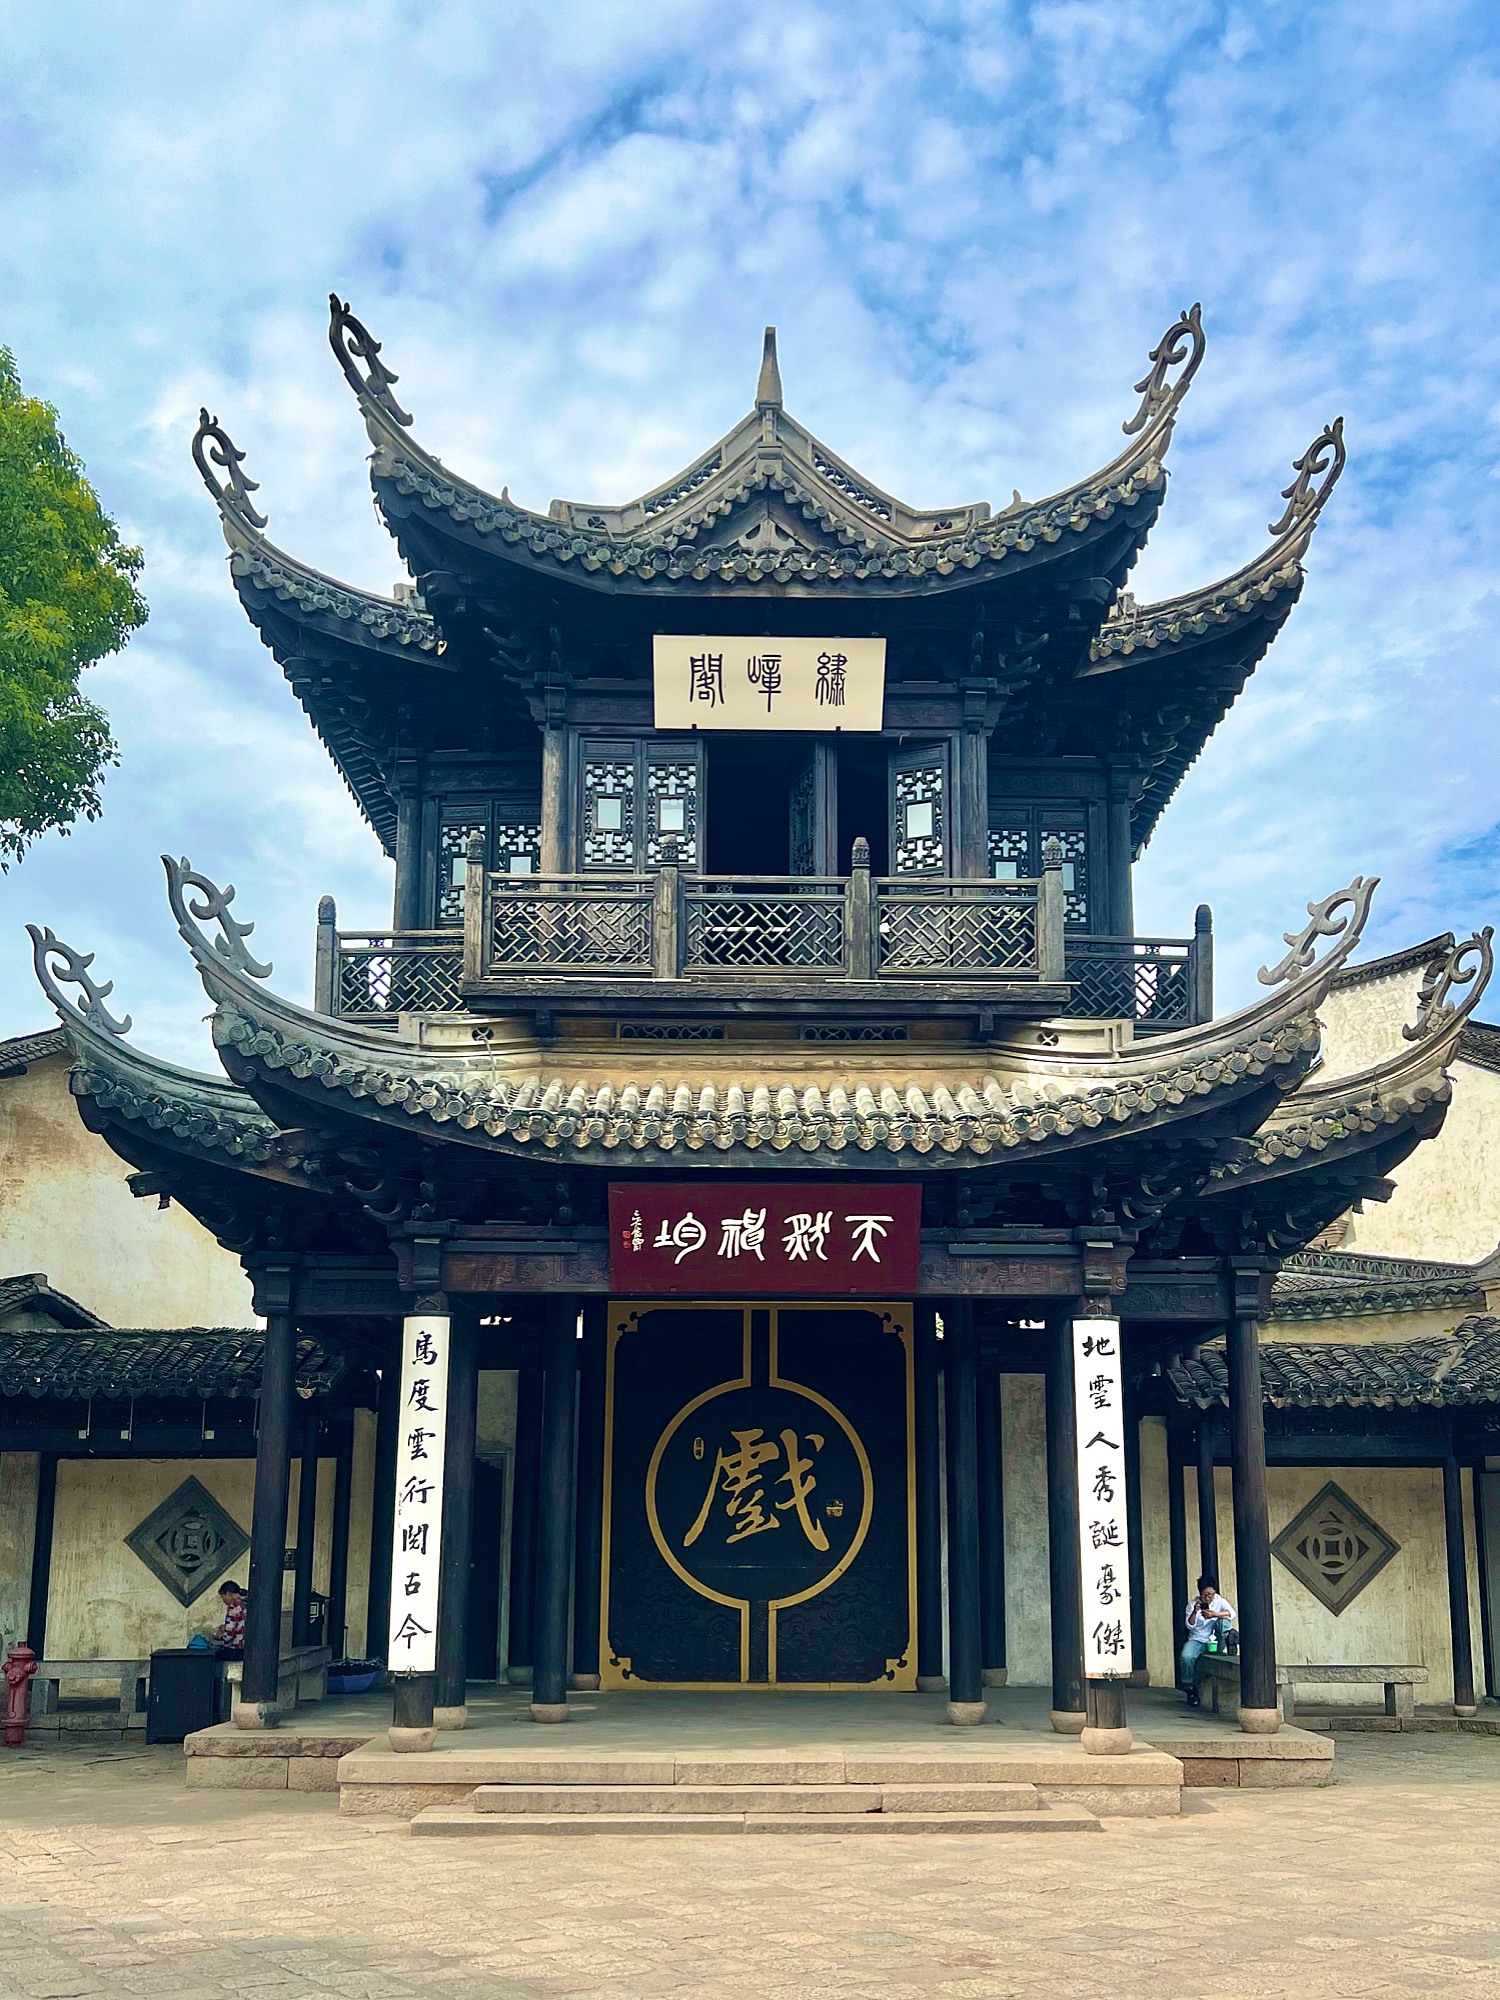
[531, 1297, 579, 1721]
[435, 1312, 479, 1726]
[291, 1405, 319, 1647]
[506, 1354, 543, 1683]
[913, 1302, 946, 1689]
[326, 1417, 354, 1662]
[26, 1452, 57, 1656]
[1167, 1427, 1189, 1688]
[977, 1348, 1007, 1687]
[242, 1284, 297, 1722]
[1123, 1391, 1147, 1678]
[540, 714, 567, 873]
[1443, 1438, 1478, 1716]
[571, 1302, 607, 1691]
[365, 1347, 401, 1663]
[1196, 1416, 1220, 1582]
[942, 1301, 985, 1722]
[1227, 1272, 1279, 1732]
[1045, 1308, 1085, 1729]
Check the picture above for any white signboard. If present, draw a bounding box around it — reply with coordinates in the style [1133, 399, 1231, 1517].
[652, 635, 886, 731]
[1073, 1316, 1133, 1679]
[387, 1314, 450, 1675]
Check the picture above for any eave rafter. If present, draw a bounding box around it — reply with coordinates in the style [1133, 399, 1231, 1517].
[328, 297, 1207, 600]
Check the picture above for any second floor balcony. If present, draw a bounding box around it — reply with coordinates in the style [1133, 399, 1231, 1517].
[316, 838, 1213, 1036]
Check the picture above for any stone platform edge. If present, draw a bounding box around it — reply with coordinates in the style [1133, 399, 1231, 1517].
[183, 1722, 382, 1792]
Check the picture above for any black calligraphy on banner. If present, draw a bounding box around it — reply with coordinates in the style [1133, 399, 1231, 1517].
[1072, 1317, 1133, 1679]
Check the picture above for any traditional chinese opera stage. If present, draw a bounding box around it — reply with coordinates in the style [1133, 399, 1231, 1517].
[184, 1686, 1335, 1829]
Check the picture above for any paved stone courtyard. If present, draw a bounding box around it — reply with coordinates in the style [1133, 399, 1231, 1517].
[3, 1733, 1500, 1999]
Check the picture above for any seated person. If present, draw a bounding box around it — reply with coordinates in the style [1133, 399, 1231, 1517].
[1180, 1574, 1235, 1705]
[209, 1580, 247, 1657]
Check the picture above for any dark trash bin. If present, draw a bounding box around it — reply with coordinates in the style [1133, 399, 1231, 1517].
[146, 1648, 220, 1743]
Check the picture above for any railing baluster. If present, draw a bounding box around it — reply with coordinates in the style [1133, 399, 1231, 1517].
[653, 857, 680, 980]
[1037, 840, 1067, 985]
[847, 838, 875, 980]
[314, 895, 337, 1016]
[1192, 903, 1214, 1024]
[462, 832, 486, 986]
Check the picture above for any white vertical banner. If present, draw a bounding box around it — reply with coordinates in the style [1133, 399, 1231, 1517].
[387, 1314, 450, 1674]
[1073, 1317, 1133, 1679]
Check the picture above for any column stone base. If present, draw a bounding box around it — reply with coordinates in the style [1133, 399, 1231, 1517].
[1081, 1725, 1133, 1756]
[230, 1696, 281, 1731]
[916, 1675, 948, 1692]
[1454, 1704, 1478, 1718]
[1238, 1706, 1281, 1735]
[982, 1667, 1008, 1687]
[432, 1704, 467, 1731]
[506, 1664, 534, 1687]
[569, 1673, 601, 1691]
[946, 1700, 987, 1726]
[530, 1701, 570, 1724]
[1049, 1708, 1086, 1735]
[388, 1725, 437, 1753]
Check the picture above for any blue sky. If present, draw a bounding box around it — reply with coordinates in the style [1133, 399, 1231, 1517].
[2, 0, 1498, 1062]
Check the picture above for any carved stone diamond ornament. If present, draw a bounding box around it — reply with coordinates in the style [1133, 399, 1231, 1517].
[1272, 1481, 1399, 1615]
[124, 1475, 250, 1605]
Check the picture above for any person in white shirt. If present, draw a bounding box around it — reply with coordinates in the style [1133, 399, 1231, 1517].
[1181, 1574, 1235, 1705]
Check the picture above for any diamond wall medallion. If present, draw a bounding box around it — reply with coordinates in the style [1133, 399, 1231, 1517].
[124, 1475, 250, 1606]
[1272, 1480, 1400, 1615]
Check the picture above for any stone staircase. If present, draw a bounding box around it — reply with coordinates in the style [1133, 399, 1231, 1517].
[412, 1768, 1102, 1835]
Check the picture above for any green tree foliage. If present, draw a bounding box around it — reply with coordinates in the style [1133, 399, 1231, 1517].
[0, 347, 146, 865]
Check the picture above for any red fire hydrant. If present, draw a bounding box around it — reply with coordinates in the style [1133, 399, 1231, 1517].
[4, 1643, 37, 1747]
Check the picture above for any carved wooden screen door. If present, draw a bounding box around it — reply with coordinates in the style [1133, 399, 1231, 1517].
[888, 741, 951, 874]
[576, 738, 704, 872]
[600, 1302, 916, 1689]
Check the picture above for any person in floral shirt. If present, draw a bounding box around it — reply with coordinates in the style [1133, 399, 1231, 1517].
[212, 1581, 247, 1655]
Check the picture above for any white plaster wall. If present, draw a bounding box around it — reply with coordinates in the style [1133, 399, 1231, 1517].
[1314, 968, 1500, 1265]
[1138, 1417, 1173, 1687]
[1201, 1463, 1485, 1707]
[1001, 1373, 1049, 1685]
[0, 1053, 256, 1327]
[343, 1406, 376, 1658]
[45, 1456, 335, 1660]
[0, 1451, 39, 1651]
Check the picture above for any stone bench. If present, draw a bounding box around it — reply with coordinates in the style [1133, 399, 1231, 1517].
[1198, 1656, 1429, 1723]
[32, 1659, 148, 1727]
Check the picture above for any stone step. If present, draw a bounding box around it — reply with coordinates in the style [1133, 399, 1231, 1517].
[412, 1804, 1101, 1837]
[471, 1783, 884, 1815]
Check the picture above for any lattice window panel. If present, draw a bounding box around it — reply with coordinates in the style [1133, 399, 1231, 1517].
[437, 816, 487, 925]
[494, 818, 541, 878]
[581, 759, 636, 869]
[488, 885, 653, 970]
[893, 763, 946, 874]
[878, 893, 1036, 973]
[1040, 822, 1090, 927]
[683, 889, 845, 970]
[618, 1022, 726, 1041]
[799, 1024, 908, 1042]
[645, 756, 700, 868]
[988, 825, 1031, 882]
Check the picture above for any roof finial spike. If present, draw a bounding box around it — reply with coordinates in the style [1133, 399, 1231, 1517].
[756, 326, 783, 410]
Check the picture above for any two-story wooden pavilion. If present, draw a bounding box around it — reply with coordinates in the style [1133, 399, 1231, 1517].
[28, 299, 1492, 1752]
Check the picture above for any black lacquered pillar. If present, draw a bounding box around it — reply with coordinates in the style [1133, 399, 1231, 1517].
[913, 1302, 946, 1690]
[435, 1310, 479, 1727]
[1123, 1385, 1147, 1678]
[1197, 1405, 1221, 1582]
[365, 1343, 401, 1663]
[532, 1296, 579, 1721]
[1443, 1434, 1478, 1716]
[1227, 1267, 1279, 1732]
[506, 1352, 543, 1685]
[977, 1346, 1007, 1688]
[1044, 1307, 1085, 1731]
[571, 1302, 607, 1691]
[240, 1264, 297, 1725]
[942, 1301, 985, 1723]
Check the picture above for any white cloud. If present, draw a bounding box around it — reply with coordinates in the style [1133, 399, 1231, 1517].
[1, 0, 1497, 1062]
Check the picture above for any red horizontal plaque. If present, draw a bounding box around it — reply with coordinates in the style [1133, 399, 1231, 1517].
[609, 1183, 921, 1296]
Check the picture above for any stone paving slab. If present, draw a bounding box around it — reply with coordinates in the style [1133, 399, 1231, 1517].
[6, 1730, 1500, 1999]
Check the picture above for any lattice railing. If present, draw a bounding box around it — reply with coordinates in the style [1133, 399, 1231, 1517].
[683, 878, 846, 973]
[1063, 937, 1196, 1027]
[875, 881, 1039, 976]
[333, 932, 464, 1017]
[486, 875, 654, 974]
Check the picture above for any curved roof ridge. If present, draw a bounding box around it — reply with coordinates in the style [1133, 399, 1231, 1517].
[192, 409, 438, 655]
[1090, 417, 1344, 666]
[326, 297, 1207, 596]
